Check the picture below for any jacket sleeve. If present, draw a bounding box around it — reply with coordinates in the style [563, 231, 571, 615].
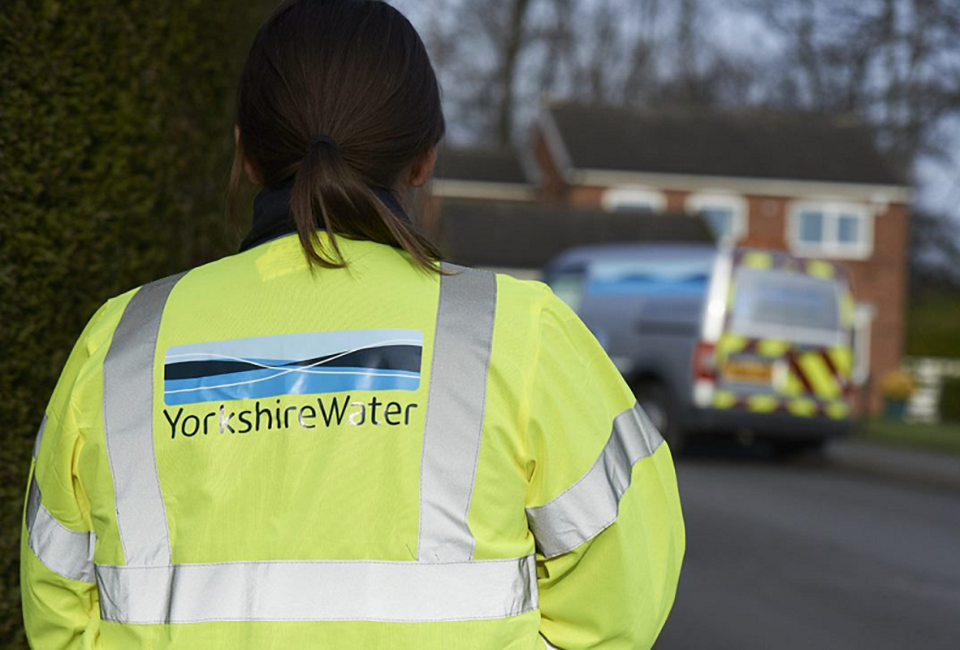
[524, 289, 685, 650]
[21, 308, 106, 648]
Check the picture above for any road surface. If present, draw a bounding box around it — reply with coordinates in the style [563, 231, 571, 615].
[656, 448, 960, 649]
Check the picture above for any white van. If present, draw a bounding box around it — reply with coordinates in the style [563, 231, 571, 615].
[545, 244, 855, 453]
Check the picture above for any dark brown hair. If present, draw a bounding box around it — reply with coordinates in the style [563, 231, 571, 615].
[229, 0, 445, 271]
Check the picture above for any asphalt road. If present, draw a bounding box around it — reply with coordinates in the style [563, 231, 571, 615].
[656, 449, 960, 650]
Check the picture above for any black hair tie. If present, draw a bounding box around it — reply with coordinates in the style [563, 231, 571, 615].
[309, 134, 338, 150]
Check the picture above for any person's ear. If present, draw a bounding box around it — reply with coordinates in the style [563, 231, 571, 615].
[234, 125, 261, 185]
[408, 146, 438, 187]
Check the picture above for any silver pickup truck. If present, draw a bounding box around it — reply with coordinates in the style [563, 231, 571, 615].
[545, 243, 854, 454]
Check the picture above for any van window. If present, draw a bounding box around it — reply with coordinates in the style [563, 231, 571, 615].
[730, 267, 841, 343]
[546, 266, 587, 311]
[587, 259, 712, 296]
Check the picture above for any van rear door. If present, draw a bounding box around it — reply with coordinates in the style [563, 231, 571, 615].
[710, 255, 854, 420]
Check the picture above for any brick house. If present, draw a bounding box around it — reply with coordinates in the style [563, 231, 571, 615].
[429, 147, 712, 279]
[431, 102, 911, 414]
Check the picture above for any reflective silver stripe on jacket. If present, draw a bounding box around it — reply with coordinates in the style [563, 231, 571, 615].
[26, 416, 96, 583]
[418, 264, 497, 562]
[96, 265, 536, 624]
[526, 403, 664, 558]
[96, 555, 537, 624]
[102, 273, 186, 566]
[32, 413, 47, 458]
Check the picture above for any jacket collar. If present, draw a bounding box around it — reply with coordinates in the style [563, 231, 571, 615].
[240, 179, 412, 252]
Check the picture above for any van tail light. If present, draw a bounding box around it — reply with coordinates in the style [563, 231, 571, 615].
[842, 381, 855, 400]
[693, 341, 717, 381]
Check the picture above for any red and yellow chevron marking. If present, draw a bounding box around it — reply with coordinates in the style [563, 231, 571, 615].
[713, 250, 853, 419]
[711, 332, 852, 419]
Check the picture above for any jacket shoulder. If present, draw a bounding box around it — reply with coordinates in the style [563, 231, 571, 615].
[493, 272, 554, 316]
[82, 268, 191, 359]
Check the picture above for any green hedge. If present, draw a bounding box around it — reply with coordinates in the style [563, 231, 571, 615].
[907, 293, 960, 359]
[941, 378, 960, 423]
[0, 1, 267, 643]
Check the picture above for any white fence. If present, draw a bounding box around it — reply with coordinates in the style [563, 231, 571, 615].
[904, 357, 960, 423]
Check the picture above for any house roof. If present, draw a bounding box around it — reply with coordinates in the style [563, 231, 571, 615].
[437, 199, 714, 269]
[434, 146, 530, 185]
[544, 103, 906, 187]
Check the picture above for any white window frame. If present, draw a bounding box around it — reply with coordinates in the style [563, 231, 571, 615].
[601, 186, 667, 213]
[685, 192, 747, 243]
[788, 200, 874, 260]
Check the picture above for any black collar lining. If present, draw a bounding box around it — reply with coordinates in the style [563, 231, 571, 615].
[239, 180, 412, 252]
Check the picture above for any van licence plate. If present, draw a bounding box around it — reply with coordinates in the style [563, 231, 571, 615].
[723, 359, 774, 384]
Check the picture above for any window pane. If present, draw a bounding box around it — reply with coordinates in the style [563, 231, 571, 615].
[798, 211, 824, 243]
[589, 259, 712, 296]
[731, 268, 841, 338]
[838, 214, 860, 244]
[700, 208, 734, 240]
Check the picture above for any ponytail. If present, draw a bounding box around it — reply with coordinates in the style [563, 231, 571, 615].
[230, 0, 447, 273]
[289, 137, 443, 272]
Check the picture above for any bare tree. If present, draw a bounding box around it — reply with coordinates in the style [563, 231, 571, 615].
[621, 0, 662, 103]
[405, 0, 537, 144]
[495, 0, 533, 144]
[741, 0, 960, 285]
[404, 0, 749, 143]
[744, 0, 960, 176]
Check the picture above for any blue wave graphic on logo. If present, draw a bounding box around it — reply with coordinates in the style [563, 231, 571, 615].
[164, 330, 422, 406]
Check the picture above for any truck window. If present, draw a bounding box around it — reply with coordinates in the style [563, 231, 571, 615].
[730, 267, 842, 343]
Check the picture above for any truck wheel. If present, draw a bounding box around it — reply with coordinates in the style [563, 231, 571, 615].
[632, 381, 685, 455]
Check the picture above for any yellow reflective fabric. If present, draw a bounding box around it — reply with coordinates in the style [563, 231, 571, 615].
[786, 398, 818, 417]
[828, 346, 854, 380]
[796, 352, 842, 400]
[746, 394, 779, 413]
[782, 364, 806, 397]
[712, 390, 738, 409]
[21, 234, 684, 649]
[825, 400, 850, 419]
[537, 444, 683, 649]
[741, 250, 773, 269]
[756, 338, 790, 358]
[840, 290, 856, 330]
[20, 300, 118, 649]
[715, 332, 748, 359]
[805, 259, 835, 279]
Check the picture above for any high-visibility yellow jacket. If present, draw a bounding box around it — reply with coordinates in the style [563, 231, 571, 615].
[22, 233, 684, 649]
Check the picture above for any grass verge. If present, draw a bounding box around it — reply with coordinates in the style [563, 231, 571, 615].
[855, 418, 960, 456]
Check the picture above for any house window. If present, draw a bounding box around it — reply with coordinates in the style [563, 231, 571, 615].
[789, 201, 873, 259]
[686, 193, 747, 243]
[602, 187, 666, 213]
[798, 211, 824, 244]
[837, 214, 861, 243]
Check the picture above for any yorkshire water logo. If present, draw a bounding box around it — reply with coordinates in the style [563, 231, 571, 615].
[163, 329, 422, 406]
